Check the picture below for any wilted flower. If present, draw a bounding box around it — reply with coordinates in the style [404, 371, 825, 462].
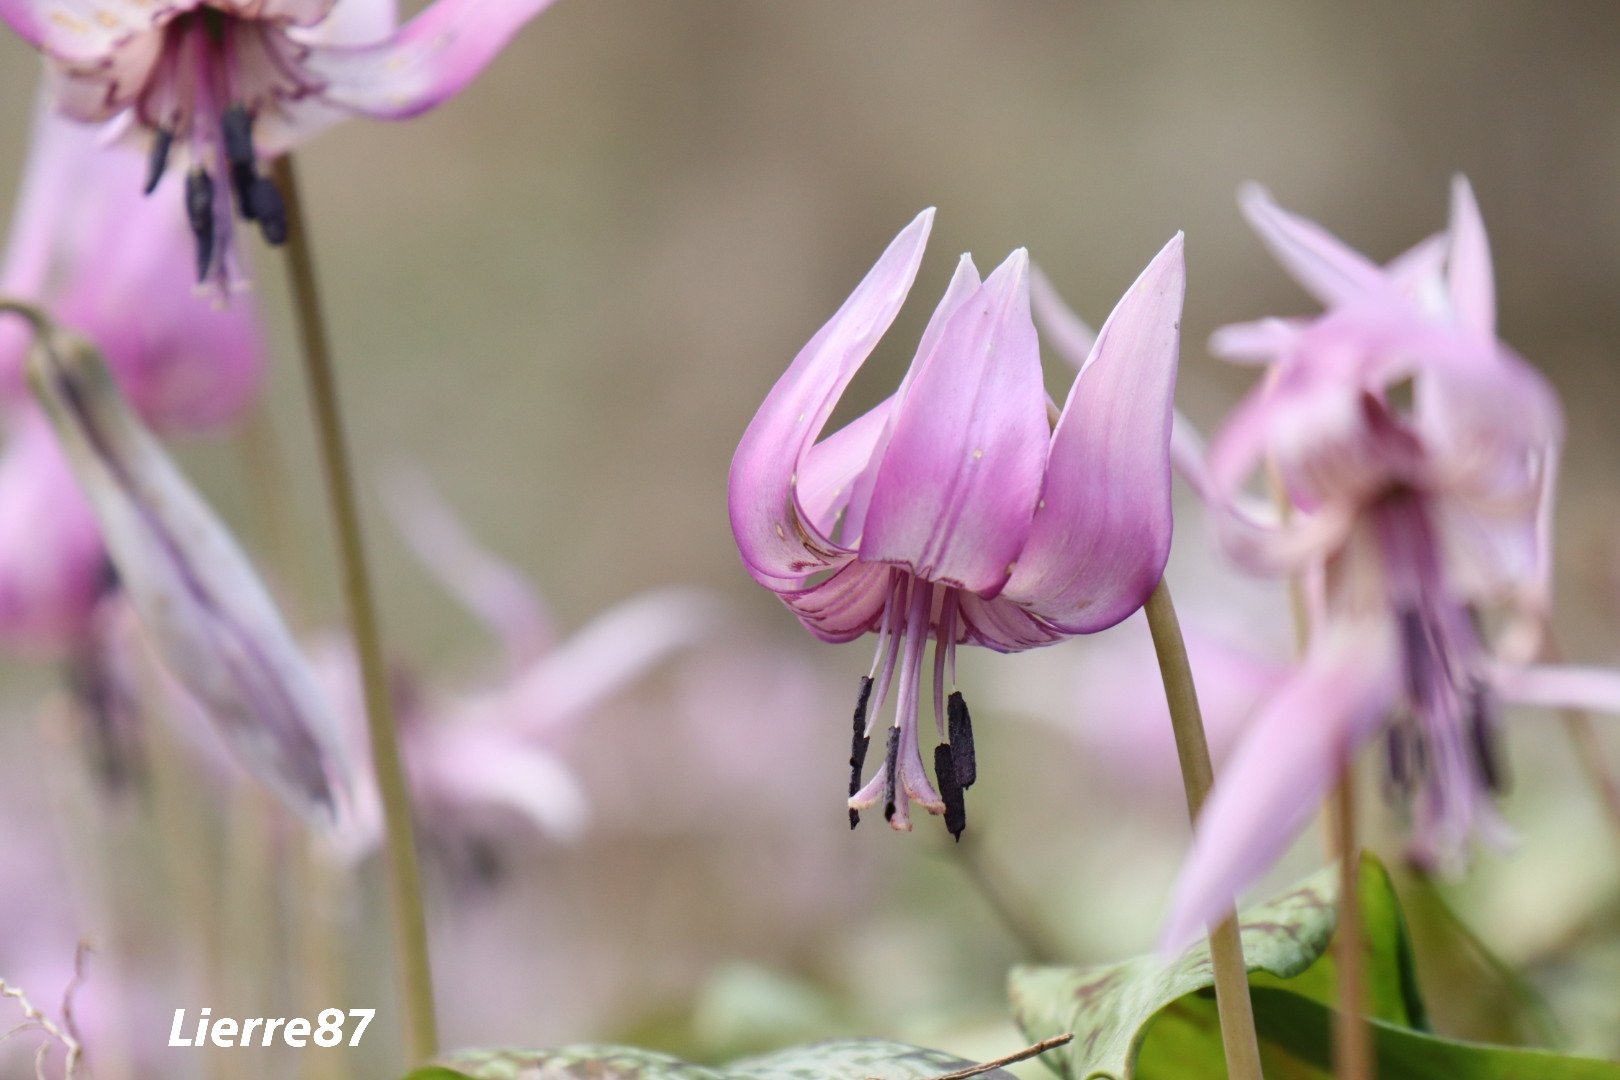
[1160, 180, 1620, 949]
[16, 310, 347, 821]
[729, 209, 1185, 834]
[2, 0, 561, 284]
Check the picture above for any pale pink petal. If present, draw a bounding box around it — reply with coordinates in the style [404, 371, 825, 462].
[302, 0, 562, 120]
[0, 414, 105, 653]
[1239, 183, 1389, 307]
[778, 559, 893, 644]
[861, 250, 1048, 596]
[0, 0, 40, 45]
[29, 0, 181, 62]
[955, 591, 1064, 652]
[422, 727, 588, 841]
[468, 586, 719, 738]
[729, 209, 933, 589]
[1004, 234, 1183, 633]
[796, 399, 892, 542]
[1207, 316, 1302, 363]
[383, 469, 553, 668]
[841, 254, 981, 545]
[291, 0, 398, 45]
[1028, 263, 1096, 370]
[1384, 232, 1448, 297]
[1159, 621, 1397, 953]
[1492, 663, 1620, 716]
[1446, 175, 1495, 338]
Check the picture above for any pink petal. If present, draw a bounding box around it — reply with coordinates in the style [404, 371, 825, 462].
[1207, 316, 1302, 363]
[303, 0, 563, 120]
[841, 254, 981, 545]
[778, 559, 894, 644]
[474, 586, 719, 738]
[293, 0, 398, 45]
[1004, 234, 1184, 633]
[421, 727, 588, 841]
[1446, 175, 1495, 338]
[955, 591, 1065, 652]
[1159, 620, 1397, 953]
[860, 250, 1048, 596]
[1239, 183, 1389, 307]
[29, 0, 179, 62]
[0, 0, 40, 45]
[729, 209, 934, 589]
[796, 398, 892, 543]
[1493, 663, 1620, 716]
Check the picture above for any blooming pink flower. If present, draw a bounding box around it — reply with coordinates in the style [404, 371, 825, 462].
[0, 105, 265, 654]
[2, 0, 560, 284]
[1160, 179, 1620, 950]
[729, 209, 1185, 834]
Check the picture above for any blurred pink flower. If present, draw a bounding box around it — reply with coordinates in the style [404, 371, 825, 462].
[323, 476, 718, 869]
[2, 0, 560, 284]
[0, 105, 266, 656]
[1160, 179, 1620, 949]
[729, 209, 1185, 834]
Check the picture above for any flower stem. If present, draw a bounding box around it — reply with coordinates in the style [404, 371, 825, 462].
[269, 154, 438, 1063]
[1143, 578, 1265, 1080]
[1328, 771, 1373, 1080]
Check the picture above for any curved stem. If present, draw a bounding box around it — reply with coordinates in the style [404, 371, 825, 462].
[270, 155, 438, 1063]
[1144, 578, 1265, 1080]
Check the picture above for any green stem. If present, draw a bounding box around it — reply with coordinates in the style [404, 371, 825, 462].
[1143, 578, 1265, 1080]
[270, 154, 439, 1064]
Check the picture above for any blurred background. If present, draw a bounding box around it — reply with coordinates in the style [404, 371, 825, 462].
[1, 1, 1618, 1076]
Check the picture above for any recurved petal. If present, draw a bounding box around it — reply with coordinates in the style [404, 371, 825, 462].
[796, 398, 892, 543]
[1446, 175, 1495, 338]
[1003, 234, 1183, 633]
[954, 591, 1064, 652]
[778, 559, 894, 644]
[420, 727, 588, 841]
[1492, 663, 1620, 716]
[729, 209, 933, 589]
[26, 324, 348, 822]
[0, 0, 40, 45]
[860, 250, 1048, 596]
[1239, 183, 1389, 307]
[303, 0, 561, 120]
[1158, 620, 1396, 954]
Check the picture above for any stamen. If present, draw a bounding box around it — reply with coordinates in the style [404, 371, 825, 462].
[1385, 724, 1411, 794]
[934, 743, 966, 841]
[1398, 607, 1433, 709]
[144, 128, 174, 196]
[881, 726, 901, 823]
[849, 676, 873, 829]
[249, 178, 288, 245]
[184, 169, 215, 282]
[947, 690, 976, 789]
[221, 104, 258, 216]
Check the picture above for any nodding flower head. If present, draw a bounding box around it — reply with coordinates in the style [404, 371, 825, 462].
[3, 0, 562, 287]
[729, 209, 1185, 835]
[1157, 180, 1610, 953]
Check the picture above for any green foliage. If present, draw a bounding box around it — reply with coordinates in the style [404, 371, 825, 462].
[1010, 854, 1620, 1080]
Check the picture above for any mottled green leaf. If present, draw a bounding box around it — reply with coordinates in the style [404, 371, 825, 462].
[421, 1038, 1016, 1080]
[1010, 862, 1339, 1079]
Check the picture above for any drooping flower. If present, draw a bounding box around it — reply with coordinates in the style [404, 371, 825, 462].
[1159, 179, 1620, 949]
[0, 104, 264, 655]
[728, 209, 1185, 834]
[17, 309, 347, 821]
[2, 0, 561, 285]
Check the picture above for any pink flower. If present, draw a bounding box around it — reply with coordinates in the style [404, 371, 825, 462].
[3, 0, 561, 284]
[1160, 180, 1620, 949]
[729, 209, 1185, 834]
[0, 105, 265, 654]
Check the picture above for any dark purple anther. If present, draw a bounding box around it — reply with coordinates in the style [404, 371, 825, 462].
[947, 690, 975, 788]
[184, 169, 215, 282]
[249, 178, 289, 245]
[144, 127, 173, 195]
[934, 743, 966, 841]
[881, 726, 900, 823]
[1468, 686, 1507, 794]
[849, 676, 873, 829]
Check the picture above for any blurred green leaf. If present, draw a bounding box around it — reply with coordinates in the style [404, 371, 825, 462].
[1010, 853, 1620, 1080]
[424, 1038, 1017, 1079]
[1009, 862, 1339, 1079]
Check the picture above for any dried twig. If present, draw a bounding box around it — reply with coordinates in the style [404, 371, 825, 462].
[868, 1033, 1074, 1080]
[0, 943, 90, 1079]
